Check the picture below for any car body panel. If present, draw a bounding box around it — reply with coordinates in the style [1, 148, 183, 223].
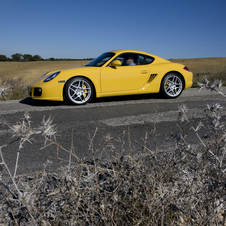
[100, 65, 150, 92]
[27, 49, 193, 102]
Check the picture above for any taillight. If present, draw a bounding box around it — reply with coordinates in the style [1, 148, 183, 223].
[183, 66, 190, 72]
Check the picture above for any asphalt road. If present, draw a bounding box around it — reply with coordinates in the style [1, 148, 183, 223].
[0, 88, 226, 175]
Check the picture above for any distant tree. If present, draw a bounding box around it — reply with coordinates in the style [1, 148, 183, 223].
[32, 55, 42, 61]
[23, 54, 33, 61]
[0, 54, 8, 61]
[11, 53, 22, 61]
[50, 57, 55, 61]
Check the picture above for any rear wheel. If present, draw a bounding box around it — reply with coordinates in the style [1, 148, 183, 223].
[161, 73, 184, 98]
[64, 77, 94, 105]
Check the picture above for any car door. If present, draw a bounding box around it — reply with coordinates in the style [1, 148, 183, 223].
[100, 53, 151, 93]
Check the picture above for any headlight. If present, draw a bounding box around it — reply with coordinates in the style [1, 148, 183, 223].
[43, 71, 61, 82]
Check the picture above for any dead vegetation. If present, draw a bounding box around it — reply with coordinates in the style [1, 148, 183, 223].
[0, 76, 28, 100]
[0, 79, 226, 225]
[170, 57, 226, 87]
[0, 60, 89, 84]
[0, 60, 90, 101]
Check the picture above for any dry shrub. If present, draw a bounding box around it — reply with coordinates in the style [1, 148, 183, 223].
[0, 112, 225, 225]
[0, 76, 28, 100]
[0, 79, 226, 225]
[193, 69, 226, 88]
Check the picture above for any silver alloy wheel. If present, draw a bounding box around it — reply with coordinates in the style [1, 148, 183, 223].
[162, 73, 183, 98]
[65, 77, 93, 104]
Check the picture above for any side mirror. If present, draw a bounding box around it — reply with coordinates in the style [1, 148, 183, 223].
[109, 60, 122, 68]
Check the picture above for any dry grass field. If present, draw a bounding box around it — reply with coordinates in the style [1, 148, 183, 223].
[171, 57, 226, 86]
[170, 57, 226, 73]
[0, 60, 90, 84]
[0, 58, 225, 84]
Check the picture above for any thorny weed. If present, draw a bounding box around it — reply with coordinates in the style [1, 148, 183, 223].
[198, 77, 226, 98]
[0, 79, 226, 225]
[0, 80, 11, 99]
[0, 76, 28, 100]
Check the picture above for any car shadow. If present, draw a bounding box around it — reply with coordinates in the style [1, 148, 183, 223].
[92, 93, 163, 103]
[20, 93, 163, 107]
[19, 98, 66, 107]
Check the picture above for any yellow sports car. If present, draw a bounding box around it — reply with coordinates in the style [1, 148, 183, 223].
[27, 49, 193, 105]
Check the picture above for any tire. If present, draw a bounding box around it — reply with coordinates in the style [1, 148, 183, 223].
[161, 73, 184, 98]
[64, 77, 94, 105]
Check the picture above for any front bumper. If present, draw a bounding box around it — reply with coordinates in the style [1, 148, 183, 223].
[27, 81, 65, 101]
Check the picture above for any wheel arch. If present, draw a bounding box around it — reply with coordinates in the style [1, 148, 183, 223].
[63, 75, 96, 100]
[161, 71, 185, 90]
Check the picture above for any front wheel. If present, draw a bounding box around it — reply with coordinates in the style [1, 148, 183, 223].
[161, 73, 184, 98]
[64, 77, 94, 105]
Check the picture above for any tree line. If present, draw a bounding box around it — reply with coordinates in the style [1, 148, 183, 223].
[0, 53, 93, 61]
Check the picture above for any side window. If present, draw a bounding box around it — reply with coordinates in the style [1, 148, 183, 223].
[137, 55, 145, 65]
[110, 53, 155, 66]
[113, 53, 138, 66]
[145, 56, 155, 65]
[137, 54, 155, 65]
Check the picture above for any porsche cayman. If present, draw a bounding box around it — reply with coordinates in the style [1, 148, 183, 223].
[27, 49, 193, 105]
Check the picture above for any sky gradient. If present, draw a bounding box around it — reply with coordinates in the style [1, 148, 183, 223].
[1, 0, 226, 59]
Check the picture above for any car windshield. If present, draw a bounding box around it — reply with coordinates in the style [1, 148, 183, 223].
[85, 52, 115, 67]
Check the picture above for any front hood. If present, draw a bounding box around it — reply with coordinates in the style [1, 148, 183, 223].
[42, 65, 96, 78]
[51, 65, 100, 73]
[28, 65, 101, 86]
[61, 66, 84, 71]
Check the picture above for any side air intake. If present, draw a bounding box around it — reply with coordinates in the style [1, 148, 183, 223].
[147, 74, 157, 83]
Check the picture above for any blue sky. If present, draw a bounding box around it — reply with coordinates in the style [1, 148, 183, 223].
[0, 0, 226, 59]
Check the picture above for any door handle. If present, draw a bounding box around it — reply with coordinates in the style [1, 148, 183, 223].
[141, 70, 148, 74]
